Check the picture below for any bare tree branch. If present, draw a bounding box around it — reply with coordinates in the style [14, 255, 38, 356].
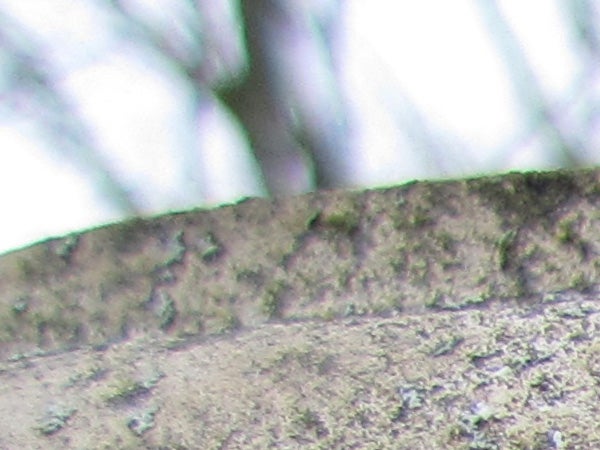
[475, 0, 584, 168]
[0, 9, 140, 214]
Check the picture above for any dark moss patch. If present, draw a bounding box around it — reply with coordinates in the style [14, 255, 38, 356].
[471, 170, 581, 226]
[104, 218, 161, 254]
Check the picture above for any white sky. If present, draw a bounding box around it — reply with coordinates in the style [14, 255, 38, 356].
[0, 1, 586, 254]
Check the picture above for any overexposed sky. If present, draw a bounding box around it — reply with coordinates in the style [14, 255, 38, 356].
[342, 0, 579, 179]
[0, 1, 587, 253]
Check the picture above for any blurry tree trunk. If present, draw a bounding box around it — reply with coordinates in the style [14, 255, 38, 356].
[217, 0, 350, 195]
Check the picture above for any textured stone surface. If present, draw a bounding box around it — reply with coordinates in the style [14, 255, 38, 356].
[1, 168, 600, 448]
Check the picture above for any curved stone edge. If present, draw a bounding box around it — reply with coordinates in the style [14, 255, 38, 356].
[1, 168, 600, 361]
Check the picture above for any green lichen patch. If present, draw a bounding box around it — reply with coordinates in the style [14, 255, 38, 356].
[430, 335, 464, 357]
[157, 294, 177, 331]
[321, 210, 360, 234]
[127, 406, 159, 437]
[496, 229, 517, 271]
[35, 404, 76, 436]
[288, 407, 329, 440]
[65, 365, 108, 388]
[307, 197, 361, 235]
[196, 233, 223, 262]
[11, 298, 28, 315]
[50, 234, 80, 262]
[101, 372, 164, 406]
[260, 282, 287, 319]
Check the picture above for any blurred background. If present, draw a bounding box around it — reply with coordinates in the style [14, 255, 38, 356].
[1, 0, 599, 254]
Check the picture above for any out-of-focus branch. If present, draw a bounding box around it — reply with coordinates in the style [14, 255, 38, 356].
[99, 0, 257, 198]
[0, 9, 140, 214]
[475, 0, 584, 168]
[564, 0, 600, 55]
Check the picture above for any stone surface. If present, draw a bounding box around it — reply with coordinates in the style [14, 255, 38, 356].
[1, 168, 600, 448]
